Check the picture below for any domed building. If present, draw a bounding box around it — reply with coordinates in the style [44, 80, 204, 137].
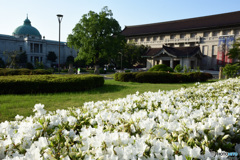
[13, 16, 42, 39]
[0, 16, 77, 67]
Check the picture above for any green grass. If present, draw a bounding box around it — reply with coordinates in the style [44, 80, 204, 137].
[0, 79, 216, 122]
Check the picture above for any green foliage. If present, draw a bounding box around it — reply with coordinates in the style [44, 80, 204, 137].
[35, 62, 44, 69]
[148, 64, 174, 72]
[66, 56, 74, 66]
[227, 38, 240, 60]
[0, 74, 104, 94]
[18, 52, 27, 64]
[67, 6, 124, 67]
[174, 64, 183, 72]
[3, 50, 20, 68]
[223, 63, 240, 78]
[0, 57, 5, 68]
[26, 62, 34, 69]
[47, 51, 57, 62]
[0, 68, 52, 76]
[115, 72, 213, 83]
[117, 43, 149, 69]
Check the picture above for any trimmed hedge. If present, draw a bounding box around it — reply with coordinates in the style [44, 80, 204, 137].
[0, 68, 52, 76]
[0, 74, 104, 94]
[115, 72, 213, 83]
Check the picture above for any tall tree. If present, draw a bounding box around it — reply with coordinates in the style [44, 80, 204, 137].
[67, 6, 124, 74]
[47, 52, 57, 63]
[117, 42, 149, 68]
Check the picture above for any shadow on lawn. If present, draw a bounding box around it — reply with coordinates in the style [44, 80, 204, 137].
[87, 84, 127, 94]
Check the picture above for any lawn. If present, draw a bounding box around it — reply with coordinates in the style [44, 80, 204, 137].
[0, 79, 215, 122]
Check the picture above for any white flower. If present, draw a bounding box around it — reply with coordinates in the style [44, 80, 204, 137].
[15, 115, 24, 121]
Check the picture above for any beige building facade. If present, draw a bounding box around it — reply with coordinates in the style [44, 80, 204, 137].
[121, 11, 240, 70]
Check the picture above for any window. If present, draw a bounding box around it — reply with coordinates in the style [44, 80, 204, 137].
[30, 43, 33, 53]
[202, 46, 208, 55]
[34, 44, 39, 53]
[223, 30, 230, 35]
[204, 32, 210, 37]
[212, 45, 218, 56]
[191, 33, 196, 38]
[141, 37, 145, 42]
[212, 31, 219, 37]
[180, 34, 185, 38]
[40, 44, 43, 53]
[170, 35, 175, 39]
[19, 47, 22, 52]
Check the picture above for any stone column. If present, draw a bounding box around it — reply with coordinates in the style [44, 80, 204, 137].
[170, 58, 173, 68]
[159, 59, 162, 64]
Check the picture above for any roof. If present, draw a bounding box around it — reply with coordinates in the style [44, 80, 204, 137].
[122, 11, 240, 37]
[143, 46, 202, 58]
[13, 17, 41, 38]
[144, 48, 162, 57]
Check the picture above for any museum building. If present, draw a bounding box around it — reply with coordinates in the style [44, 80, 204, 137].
[0, 16, 77, 67]
[121, 11, 240, 70]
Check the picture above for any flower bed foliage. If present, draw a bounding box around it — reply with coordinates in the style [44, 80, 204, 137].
[0, 74, 104, 94]
[0, 78, 240, 159]
[0, 68, 52, 76]
[115, 72, 213, 83]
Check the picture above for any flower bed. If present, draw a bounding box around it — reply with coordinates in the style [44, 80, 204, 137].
[0, 78, 240, 159]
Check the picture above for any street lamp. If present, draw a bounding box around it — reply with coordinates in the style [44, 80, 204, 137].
[118, 52, 122, 71]
[57, 14, 63, 74]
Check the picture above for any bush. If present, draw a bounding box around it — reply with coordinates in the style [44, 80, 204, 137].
[148, 64, 174, 72]
[223, 63, 240, 78]
[0, 74, 104, 94]
[0, 68, 52, 76]
[174, 64, 183, 72]
[115, 72, 212, 83]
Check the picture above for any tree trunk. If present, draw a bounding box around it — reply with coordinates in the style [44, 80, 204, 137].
[94, 65, 100, 74]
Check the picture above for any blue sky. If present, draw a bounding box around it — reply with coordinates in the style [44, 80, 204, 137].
[1, 0, 240, 41]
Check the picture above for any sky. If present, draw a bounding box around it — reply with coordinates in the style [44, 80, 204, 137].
[1, 0, 240, 42]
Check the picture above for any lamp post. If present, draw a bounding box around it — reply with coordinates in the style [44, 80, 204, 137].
[118, 52, 122, 71]
[57, 14, 63, 74]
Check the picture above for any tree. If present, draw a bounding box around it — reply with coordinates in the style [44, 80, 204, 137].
[117, 42, 149, 69]
[227, 38, 240, 61]
[66, 56, 74, 64]
[18, 52, 27, 64]
[47, 52, 57, 63]
[0, 57, 5, 68]
[67, 6, 124, 74]
[3, 50, 20, 68]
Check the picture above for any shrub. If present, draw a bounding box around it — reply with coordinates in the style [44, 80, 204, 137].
[115, 72, 212, 83]
[148, 64, 174, 72]
[174, 64, 183, 72]
[125, 70, 131, 73]
[0, 68, 52, 76]
[223, 63, 240, 78]
[0, 74, 104, 94]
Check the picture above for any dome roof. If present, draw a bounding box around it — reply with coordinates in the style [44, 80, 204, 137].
[13, 16, 41, 38]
